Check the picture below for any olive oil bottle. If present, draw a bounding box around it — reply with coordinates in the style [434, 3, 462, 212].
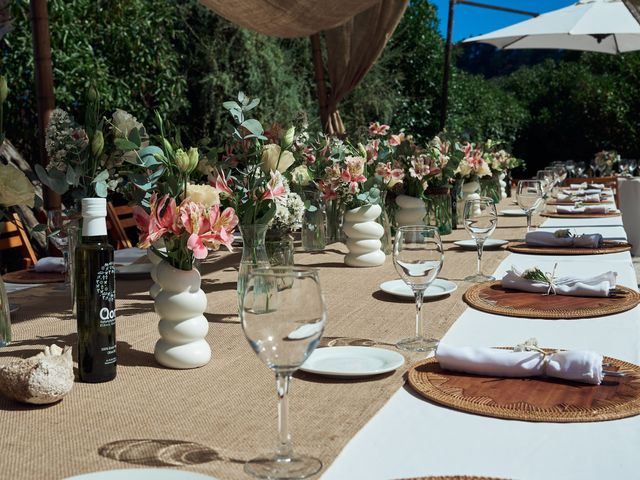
[75, 198, 116, 382]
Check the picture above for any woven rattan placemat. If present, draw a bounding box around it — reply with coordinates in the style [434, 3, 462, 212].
[463, 281, 640, 319]
[2, 269, 64, 284]
[399, 476, 505, 480]
[407, 355, 640, 423]
[506, 241, 631, 256]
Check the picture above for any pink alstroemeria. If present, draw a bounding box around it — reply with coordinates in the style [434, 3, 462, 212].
[341, 156, 367, 193]
[409, 155, 432, 180]
[365, 139, 380, 163]
[388, 132, 406, 147]
[261, 171, 286, 201]
[375, 162, 404, 188]
[206, 205, 239, 251]
[181, 200, 211, 259]
[368, 122, 390, 136]
[135, 193, 178, 248]
[319, 180, 338, 200]
[209, 171, 233, 196]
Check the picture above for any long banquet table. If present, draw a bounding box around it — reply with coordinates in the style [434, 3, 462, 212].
[2, 198, 639, 480]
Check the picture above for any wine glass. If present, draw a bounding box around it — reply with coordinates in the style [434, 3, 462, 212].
[629, 159, 638, 176]
[392, 226, 443, 353]
[575, 161, 586, 177]
[565, 160, 576, 177]
[241, 266, 326, 479]
[463, 198, 498, 283]
[517, 180, 543, 232]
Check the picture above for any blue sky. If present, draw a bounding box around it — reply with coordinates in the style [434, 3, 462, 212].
[430, 0, 576, 42]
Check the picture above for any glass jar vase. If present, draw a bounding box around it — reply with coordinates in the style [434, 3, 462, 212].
[425, 188, 453, 235]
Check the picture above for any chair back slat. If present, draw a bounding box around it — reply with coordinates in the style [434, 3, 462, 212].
[106, 202, 134, 250]
[0, 213, 38, 269]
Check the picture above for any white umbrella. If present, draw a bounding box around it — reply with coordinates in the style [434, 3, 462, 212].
[464, 0, 640, 54]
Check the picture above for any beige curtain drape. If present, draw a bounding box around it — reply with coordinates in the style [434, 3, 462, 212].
[623, 0, 640, 23]
[323, 0, 407, 134]
[198, 0, 380, 38]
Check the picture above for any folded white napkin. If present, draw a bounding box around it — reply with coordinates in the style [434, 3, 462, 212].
[525, 231, 603, 248]
[563, 188, 602, 196]
[436, 343, 604, 385]
[556, 205, 617, 215]
[569, 183, 587, 189]
[556, 193, 600, 202]
[34, 257, 66, 273]
[501, 269, 616, 297]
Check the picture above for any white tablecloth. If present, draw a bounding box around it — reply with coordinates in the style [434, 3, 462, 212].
[324, 214, 640, 480]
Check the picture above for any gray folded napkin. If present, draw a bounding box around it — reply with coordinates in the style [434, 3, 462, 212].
[34, 257, 66, 273]
[525, 231, 603, 248]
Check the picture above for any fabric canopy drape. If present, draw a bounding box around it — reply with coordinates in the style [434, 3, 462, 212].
[624, 0, 640, 23]
[198, 0, 380, 38]
[323, 0, 407, 134]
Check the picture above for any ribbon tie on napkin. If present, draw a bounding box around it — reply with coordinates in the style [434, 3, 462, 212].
[525, 231, 603, 249]
[501, 267, 616, 297]
[34, 257, 66, 273]
[435, 342, 604, 385]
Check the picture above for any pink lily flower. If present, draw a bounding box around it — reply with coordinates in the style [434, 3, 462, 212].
[368, 122, 390, 136]
[261, 171, 286, 200]
[135, 193, 178, 248]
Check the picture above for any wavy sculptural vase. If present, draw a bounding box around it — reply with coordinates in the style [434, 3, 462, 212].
[395, 194, 427, 228]
[153, 260, 211, 369]
[343, 204, 386, 267]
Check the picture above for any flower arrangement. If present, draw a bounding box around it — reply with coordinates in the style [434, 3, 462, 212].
[593, 150, 619, 175]
[36, 89, 141, 202]
[267, 178, 305, 238]
[453, 142, 491, 180]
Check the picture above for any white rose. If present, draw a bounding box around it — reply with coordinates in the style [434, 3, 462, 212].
[186, 183, 220, 208]
[261, 144, 295, 173]
[112, 109, 144, 138]
[291, 165, 312, 186]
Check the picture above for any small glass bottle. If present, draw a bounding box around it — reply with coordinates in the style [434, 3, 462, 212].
[75, 198, 116, 382]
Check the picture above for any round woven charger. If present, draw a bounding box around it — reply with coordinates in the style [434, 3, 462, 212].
[2, 269, 64, 284]
[407, 353, 640, 423]
[541, 212, 620, 218]
[400, 476, 504, 480]
[547, 199, 607, 205]
[463, 281, 640, 319]
[506, 240, 631, 256]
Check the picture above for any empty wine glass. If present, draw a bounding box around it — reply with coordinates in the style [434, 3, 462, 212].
[241, 266, 326, 479]
[392, 226, 443, 353]
[629, 159, 638, 176]
[463, 198, 498, 283]
[565, 160, 576, 177]
[575, 161, 586, 177]
[517, 180, 543, 232]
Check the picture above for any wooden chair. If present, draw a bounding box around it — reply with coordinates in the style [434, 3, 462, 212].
[106, 202, 136, 250]
[563, 176, 619, 206]
[0, 212, 38, 270]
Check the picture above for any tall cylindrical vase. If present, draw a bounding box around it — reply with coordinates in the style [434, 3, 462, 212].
[480, 175, 501, 204]
[0, 275, 11, 347]
[343, 204, 385, 267]
[325, 199, 345, 244]
[395, 194, 427, 228]
[425, 188, 453, 235]
[237, 224, 270, 311]
[154, 260, 210, 369]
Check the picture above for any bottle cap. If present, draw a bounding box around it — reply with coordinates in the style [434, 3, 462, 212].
[82, 198, 107, 218]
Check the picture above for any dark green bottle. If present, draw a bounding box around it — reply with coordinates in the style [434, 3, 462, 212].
[75, 198, 116, 382]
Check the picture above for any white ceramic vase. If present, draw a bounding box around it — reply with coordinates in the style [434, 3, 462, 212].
[457, 178, 481, 221]
[498, 172, 508, 200]
[343, 204, 385, 267]
[147, 249, 163, 300]
[395, 194, 427, 227]
[153, 260, 211, 369]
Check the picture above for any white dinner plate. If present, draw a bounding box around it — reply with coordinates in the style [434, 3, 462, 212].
[453, 239, 508, 250]
[300, 346, 405, 377]
[65, 469, 219, 480]
[115, 263, 153, 277]
[500, 208, 527, 216]
[379, 278, 457, 299]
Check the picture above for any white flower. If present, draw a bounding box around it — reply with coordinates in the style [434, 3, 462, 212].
[186, 183, 220, 208]
[111, 109, 144, 139]
[261, 144, 295, 173]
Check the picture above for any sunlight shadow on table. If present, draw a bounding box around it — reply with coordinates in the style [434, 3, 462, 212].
[98, 439, 244, 467]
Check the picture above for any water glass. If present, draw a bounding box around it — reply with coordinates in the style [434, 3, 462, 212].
[241, 267, 326, 479]
[392, 226, 443, 353]
[517, 180, 543, 232]
[463, 198, 497, 283]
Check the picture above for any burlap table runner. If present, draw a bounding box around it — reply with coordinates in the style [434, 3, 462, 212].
[1, 199, 531, 480]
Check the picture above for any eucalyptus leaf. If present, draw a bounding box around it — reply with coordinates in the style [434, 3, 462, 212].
[240, 119, 263, 136]
[244, 98, 260, 111]
[94, 181, 108, 198]
[128, 127, 142, 147]
[93, 169, 109, 183]
[222, 101, 240, 111]
[115, 138, 138, 151]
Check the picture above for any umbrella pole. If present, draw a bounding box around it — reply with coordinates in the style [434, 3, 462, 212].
[440, 0, 455, 131]
[30, 0, 59, 211]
